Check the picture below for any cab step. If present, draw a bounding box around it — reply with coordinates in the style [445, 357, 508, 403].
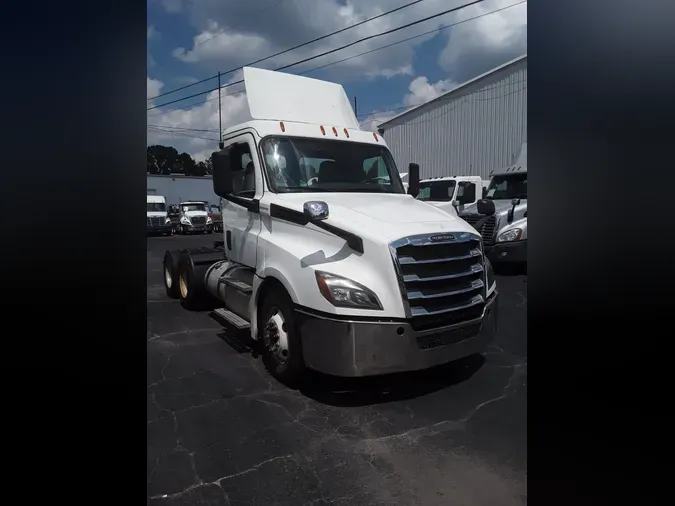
[217, 276, 252, 294]
[210, 308, 250, 330]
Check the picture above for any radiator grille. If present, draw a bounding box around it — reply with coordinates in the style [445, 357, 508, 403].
[391, 233, 487, 332]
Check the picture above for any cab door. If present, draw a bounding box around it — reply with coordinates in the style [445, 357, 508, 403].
[221, 133, 263, 268]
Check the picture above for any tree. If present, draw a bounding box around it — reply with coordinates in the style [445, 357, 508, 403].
[176, 152, 196, 175]
[147, 145, 179, 175]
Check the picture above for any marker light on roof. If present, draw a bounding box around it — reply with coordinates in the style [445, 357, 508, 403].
[332, 127, 338, 137]
[373, 132, 379, 142]
[320, 125, 326, 135]
[343, 128, 349, 138]
[279, 121, 285, 132]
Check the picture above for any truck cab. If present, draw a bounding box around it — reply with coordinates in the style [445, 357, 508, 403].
[146, 195, 172, 235]
[162, 67, 498, 384]
[415, 176, 489, 216]
[177, 201, 212, 235]
[458, 143, 527, 264]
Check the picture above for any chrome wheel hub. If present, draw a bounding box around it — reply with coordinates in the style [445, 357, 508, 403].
[264, 308, 289, 363]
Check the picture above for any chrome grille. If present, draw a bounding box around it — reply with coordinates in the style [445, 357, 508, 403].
[191, 216, 207, 225]
[460, 215, 496, 245]
[147, 216, 164, 227]
[391, 233, 487, 332]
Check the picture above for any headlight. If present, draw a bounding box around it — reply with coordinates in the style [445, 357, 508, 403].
[165, 218, 171, 225]
[180, 217, 191, 224]
[497, 228, 522, 243]
[315, 271, 383, 310]
[206, 216, 212, 224]
[485, 257, 496, 295]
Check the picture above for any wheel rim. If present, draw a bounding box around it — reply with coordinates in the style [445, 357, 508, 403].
[264, 307, 289, 364]
[179, 272, 188, 298]
[164, 265, 172, 288]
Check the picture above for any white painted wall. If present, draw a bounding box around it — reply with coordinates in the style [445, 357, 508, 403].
[146, 174, 219, 207]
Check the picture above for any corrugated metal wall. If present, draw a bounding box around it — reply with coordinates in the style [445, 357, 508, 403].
[381, 58, 527, 180]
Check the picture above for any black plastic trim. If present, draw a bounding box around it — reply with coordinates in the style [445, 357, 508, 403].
[269, 203, 364, 254]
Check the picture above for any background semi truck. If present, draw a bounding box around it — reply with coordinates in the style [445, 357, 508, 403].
[146, 195, 172, 235]
[415, 176, 490, 216]
[162, 67, 499, 384]
[458, 143, 527, 264]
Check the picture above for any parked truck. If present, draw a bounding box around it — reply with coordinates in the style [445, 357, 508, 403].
[146, 195, 173, 236]
[208, 202, 223, 233]
[458, 143, 527, 264]
[176, 201, 213, 235]
[162, 67, 498, 384]
[416, 176, 490, 216]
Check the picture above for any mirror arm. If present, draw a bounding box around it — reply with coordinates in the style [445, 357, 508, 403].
[223, 194, 260, 213]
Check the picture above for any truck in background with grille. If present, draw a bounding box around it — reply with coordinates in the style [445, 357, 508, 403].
[161, 67, 499, 385]
[146, 195, 173, 236]
[458, 143, 527, 265]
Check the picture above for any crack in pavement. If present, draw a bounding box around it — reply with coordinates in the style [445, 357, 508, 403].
[149, 454, 294, 502]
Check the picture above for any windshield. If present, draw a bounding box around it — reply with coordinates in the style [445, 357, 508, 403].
[416, 180, 456, 202]
[210, 206, 221, 213]
[181, 204, 207, 213]
[147, 202, 166, 212]
[260, 136, 405, 194]
[485, 173, 527, 200]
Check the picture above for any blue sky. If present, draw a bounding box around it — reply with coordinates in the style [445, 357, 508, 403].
[147, 0, 527, 160]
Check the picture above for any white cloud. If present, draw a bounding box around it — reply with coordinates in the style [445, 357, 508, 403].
[170, 0, 459, 82]
[161, 0, 183, 14]
[438, 0, 527, 76]
[147, 77, 164, 100]
[146, 72, 248, 157]
[403, 76, 457, 107]
[147, 25, 160, 40]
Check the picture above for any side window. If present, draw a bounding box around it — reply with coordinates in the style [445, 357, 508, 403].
[230, 142, 256, 198]
[457, 182, 476, 204]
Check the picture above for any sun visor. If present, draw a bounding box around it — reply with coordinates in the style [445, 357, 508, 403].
[243, 67, 360, 129]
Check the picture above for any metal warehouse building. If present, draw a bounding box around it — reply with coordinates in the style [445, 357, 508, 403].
[379, 54, 527, 181]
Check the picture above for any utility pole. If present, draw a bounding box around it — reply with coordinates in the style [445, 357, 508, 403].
[354, 96, 357, 117]
[218, 72, 223, 150]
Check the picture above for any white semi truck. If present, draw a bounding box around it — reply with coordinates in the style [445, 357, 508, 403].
[146, 195, 173, 235]
[415, 176, 490, 216]
[176, 200, 213, 235]
[458, 143, 527, 264]
[162, 67, 499, 384]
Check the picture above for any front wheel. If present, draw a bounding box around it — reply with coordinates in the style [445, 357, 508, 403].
[258, 287, 306, 387]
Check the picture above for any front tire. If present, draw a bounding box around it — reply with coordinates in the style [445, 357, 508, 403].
[258, 287, 306, 387]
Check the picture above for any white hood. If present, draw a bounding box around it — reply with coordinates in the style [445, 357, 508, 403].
[272, 193, 477, 243]
[185, 210, 208, 218]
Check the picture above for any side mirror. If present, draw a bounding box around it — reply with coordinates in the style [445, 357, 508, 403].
[407, 163, 420, 197]
[212, 150, 233, 198]
[303, 201, 329, 221]
[482, 187, 487, 198]
[476, 199, 495, 216]
[511, 198, 521, 207]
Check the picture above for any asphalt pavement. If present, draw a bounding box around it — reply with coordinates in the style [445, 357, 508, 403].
[147, 233, 527, 505]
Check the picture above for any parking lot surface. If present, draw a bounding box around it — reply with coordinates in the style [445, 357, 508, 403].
[147, 233, 527, 505]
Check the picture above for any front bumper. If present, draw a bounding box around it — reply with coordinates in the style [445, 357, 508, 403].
[182, 223, 212, 232]
[485, 240, 527, 263]
[297, 292, 498, 377]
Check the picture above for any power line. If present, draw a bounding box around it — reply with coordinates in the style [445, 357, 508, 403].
[299, 1, 526, 77]
[148, 1, 523, 119]
[147, 0, 289, 101]
[148, 126, 220, 142]
[148, 0, 486, 111]
[149, 0, 431, 101]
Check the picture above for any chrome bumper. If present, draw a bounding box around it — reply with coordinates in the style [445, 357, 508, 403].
[297, 292, 498, 377]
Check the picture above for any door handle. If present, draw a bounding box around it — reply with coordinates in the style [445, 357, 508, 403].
[226, 230, 232, 250]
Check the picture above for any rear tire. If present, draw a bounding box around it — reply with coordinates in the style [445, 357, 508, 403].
[177, 252, 212, 310]
[163, 250, 182, 299]
[258, 286, 306, 387]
